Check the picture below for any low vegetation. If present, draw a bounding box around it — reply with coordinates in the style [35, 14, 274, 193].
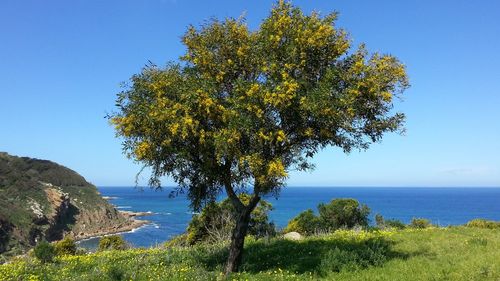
[54, 237, 77, 256]
[3, 195, 500, 280]
[375, 214, 406, 230]
[32, 241, 56, 264]
[98, 236, 128, 251]
[466, 219, 500, 229]
[285, 198, 370, 234]
[409, 218, 433, 229]
[1, 225, 499, 280]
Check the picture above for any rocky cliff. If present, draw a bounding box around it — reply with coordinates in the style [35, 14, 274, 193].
[0, 152, 143, 259]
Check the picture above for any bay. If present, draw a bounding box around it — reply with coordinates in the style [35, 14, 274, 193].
[77, 186, 500, 250]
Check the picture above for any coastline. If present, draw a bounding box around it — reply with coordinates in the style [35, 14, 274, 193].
[75, 220, 151, 243]
[73, 210, 152, 242]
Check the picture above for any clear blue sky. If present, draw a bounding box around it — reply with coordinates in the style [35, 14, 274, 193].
[1, 0, 499, 187]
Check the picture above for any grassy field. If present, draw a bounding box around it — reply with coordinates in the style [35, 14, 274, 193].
[1, 227, 499, 280]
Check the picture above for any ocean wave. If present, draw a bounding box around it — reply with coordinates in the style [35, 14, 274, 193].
[116, 206, 132, 209]
[129, 224, 150, 233]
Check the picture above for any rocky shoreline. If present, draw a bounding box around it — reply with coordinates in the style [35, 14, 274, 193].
[72, 211, 152, 241]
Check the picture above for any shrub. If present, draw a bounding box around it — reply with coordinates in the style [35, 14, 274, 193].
[285, 198, 370, 235]
[319, 238, 390, 274]
[318, 198, 370, 230]
[410, 218, 431, 228]
[384, 219, 406, 229]
[375, 214, 385, 227]
[374, 214, 406, 229]
[33, 241, 56, 263]
[107, 265, 126, 281]
[186, 194, 275, 244]
[164, 234, 189, 248]
[98, 235, 128, 251]
[54, 237, 77, 256]
[75, 247, 88, 255]
[466, 219, 500, 229]
[284, 209, 321, 235]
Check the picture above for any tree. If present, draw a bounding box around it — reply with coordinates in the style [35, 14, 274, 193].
[285, 198, 370, 234]
[318, 198, 370, 230]
[111, 0, 408, 273]
[284, 208, 320, 235]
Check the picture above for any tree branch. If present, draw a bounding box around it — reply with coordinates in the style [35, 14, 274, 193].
[223, 164, 244, 211]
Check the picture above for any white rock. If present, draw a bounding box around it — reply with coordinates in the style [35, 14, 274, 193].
[283, 231, 302, 241]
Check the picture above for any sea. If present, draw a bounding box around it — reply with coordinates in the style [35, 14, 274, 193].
[77, 186, 500, 250]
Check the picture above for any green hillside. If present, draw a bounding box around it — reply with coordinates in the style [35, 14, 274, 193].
[0, 153, 131, 260]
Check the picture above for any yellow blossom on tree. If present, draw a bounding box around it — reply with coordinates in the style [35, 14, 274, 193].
[111, 0, 408, 274]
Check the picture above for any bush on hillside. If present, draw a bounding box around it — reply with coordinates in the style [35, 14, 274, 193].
[54, 237, 77, 256]
[410, 218, 431, 228]
[285, 198, 370, 235]
[374, 214, 406, 229]
[98, 235, 128, 251]
[318, 199, 370, 230]
[284, 209, 321, 235]
[375, 214, 385, 227]
[186, 194, 276, 245]
[33, 241, 56, 263]
[384, 219, 406, 229]
[466, 219, 500, 229]
[164, 233, 190, 248]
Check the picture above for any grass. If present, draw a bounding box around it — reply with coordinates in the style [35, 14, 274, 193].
[1, 227, 499, 280]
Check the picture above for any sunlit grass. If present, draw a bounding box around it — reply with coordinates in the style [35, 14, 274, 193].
[1, 227, 499, 280]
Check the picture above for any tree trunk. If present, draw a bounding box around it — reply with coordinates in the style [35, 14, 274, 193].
[225, 209, 252, 274]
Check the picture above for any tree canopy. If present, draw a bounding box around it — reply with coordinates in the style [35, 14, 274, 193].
[111, 0, 408, 272]
[112, 1, 407, 208]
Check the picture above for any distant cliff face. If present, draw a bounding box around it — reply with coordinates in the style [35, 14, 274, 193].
[0, 152, 130, 258]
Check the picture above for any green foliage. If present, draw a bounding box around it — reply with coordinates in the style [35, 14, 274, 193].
[33, 241, 56, 263]
[284, 209, 320, 235]
[54, 237, 77, 256]
[3, 227, 500, 280]
[98, 235, 128, 251]
[384, 219, 406, 229]
[0, 152, 126, 259]
[111, 0, 409, 211]
[466, 219, 500, 229]
[410, 218, 431, 229]
[319, 242, 389, 274]
[318, 199, 370, 230]
[111, 0, 407, 272]
[374, 214, 406, 230]
[186, 195, 275, 244]
[285, 199, 370, 235]
[164, 234, 190, 248]
[107, 265, 125, 281]
[375, 214, 384, 227]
